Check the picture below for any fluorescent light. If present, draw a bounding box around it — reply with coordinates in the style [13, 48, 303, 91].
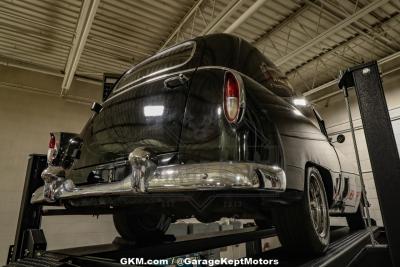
[144, 105, 164, 117]
[293, 98, 307, 106]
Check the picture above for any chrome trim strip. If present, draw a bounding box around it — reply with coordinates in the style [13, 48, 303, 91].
[31, 161, 286, 204]
[104, 66, 241, 103]
[113, 41, 196, 94]
[105, 67, 197, 102]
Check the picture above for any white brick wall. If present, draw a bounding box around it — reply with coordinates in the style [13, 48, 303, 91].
[317, 72, 400, 227]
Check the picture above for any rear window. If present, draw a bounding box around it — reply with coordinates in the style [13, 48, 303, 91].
[113, 41, 196, 92]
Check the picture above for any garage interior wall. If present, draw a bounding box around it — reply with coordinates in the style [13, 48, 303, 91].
[0, 66, 118, 264]
[317, 71, 400, 227]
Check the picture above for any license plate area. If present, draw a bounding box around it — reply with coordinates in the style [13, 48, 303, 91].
[92, 160, 131, 183]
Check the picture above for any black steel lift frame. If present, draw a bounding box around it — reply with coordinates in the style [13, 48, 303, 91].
[6, 60, 398, 266]
[339, 61, 400, 267]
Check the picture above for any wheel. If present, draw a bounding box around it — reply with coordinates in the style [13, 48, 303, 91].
[113, 211, 171, 241]
[273, 167, 330, 254]
[346, 204, 366, 230]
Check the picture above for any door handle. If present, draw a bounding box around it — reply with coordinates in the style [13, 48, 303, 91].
[164, 74, 188, 89]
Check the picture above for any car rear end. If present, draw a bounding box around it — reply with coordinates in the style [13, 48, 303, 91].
[31, 38, 286, 206]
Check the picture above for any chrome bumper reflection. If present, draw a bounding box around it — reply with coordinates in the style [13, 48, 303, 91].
[148, 162, 285, 191]
[31, 162, 286, 204]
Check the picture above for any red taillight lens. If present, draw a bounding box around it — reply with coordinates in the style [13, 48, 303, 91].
[47, 133, 57, 164]
[49, 133, 56, 149]
[224, 72, 240, 123]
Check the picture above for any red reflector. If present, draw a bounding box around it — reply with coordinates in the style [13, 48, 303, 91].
[224, 72, 241, 123]
[49, 133, 56, 149]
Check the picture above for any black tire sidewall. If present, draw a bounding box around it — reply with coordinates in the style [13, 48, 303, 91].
[270, 166, 331, 254]
[113, 211, 171, 241]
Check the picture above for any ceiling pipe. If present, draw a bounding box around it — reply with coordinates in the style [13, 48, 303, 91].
[0, 81, 94, 105]
[224, 0, 269, 34]
[61, 0, 100, 96]
[0, 59, 102, 85]
[303, 79, 338, 97]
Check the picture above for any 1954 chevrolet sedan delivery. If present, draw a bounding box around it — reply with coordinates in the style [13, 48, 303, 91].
[31, 33, 365, 254]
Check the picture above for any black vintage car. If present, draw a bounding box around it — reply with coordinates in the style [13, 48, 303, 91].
[32, 34, 364, 254]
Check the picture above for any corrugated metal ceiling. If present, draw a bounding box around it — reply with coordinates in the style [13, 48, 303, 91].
[0, 0, 400, 98]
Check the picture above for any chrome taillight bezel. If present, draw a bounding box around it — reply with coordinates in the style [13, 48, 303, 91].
[46, 132, 81, 167]
[223, 71, 245, 124]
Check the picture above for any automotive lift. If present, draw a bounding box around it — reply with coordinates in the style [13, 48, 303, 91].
[4, 61, 399, 267]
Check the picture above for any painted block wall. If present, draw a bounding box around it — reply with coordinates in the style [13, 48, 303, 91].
[316, 72, 400, 227]
[0, 66, 118, 264]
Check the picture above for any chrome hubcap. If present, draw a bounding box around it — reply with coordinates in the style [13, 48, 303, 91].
[309, 173, 329, 238]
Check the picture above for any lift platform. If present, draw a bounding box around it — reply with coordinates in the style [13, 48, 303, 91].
[5, 222, 383, 267]
[6, 227, 384, 267]
[5, 154, 384, 267]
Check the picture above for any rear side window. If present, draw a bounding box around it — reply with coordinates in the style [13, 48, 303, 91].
[113, 41, 196, 92]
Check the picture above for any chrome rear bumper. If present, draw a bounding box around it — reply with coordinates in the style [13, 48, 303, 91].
[31, 161, 286, 204]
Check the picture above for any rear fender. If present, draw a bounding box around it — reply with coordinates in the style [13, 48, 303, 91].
[179, 68, 284, 171]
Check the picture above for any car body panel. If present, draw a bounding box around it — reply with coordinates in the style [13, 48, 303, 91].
[70, 71, 194, 184]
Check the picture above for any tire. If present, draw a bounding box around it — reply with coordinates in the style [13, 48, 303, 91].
[273, 167, 330, 254]
[255, 219, 275, 229]
[113, 211, 171, 241]
[346, 205, 366, 230]
[196, 215, 219, 224]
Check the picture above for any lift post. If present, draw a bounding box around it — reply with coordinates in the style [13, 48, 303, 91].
[339, 61, 400, 267]
[8, 154, 47, 263]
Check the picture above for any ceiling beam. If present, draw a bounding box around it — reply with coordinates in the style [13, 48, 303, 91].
[303, 50, 400, 98]
[0, 10, 74, 35]
[274, 0, 389, 66]
[159, 0, 207, 51]
[61, 0, 100, 96]
[311, 62, 400, 103]
[253, 3, 309, 46]
[309, 63, 400, 103]
[201, 0, 245, 35]
[224, 0, 270, 33]
[288, 12, 400, 89]
[305, 0, 396, 53]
